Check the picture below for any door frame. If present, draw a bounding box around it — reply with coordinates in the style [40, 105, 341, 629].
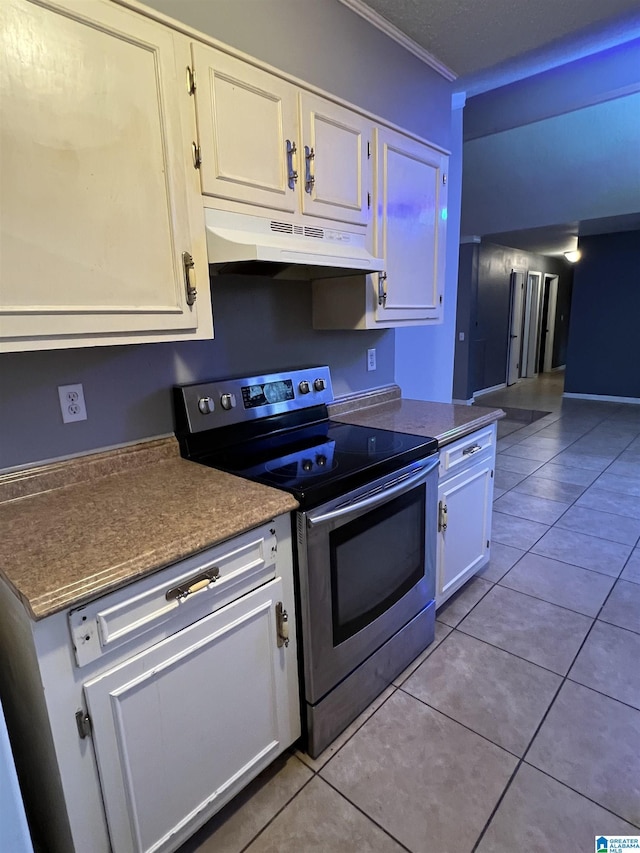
[522, 270, 543, 378]
[539, 274, 559, 373]
[506, 269, 526, 386]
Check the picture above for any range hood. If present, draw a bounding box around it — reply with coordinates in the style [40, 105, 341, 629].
[204, 208, 385, 279]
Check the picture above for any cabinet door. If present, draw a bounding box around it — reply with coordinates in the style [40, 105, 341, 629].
[192, 44, 298, 213]
[374, 127, 448, 325]
[0, 0, 211, 352]
[299, 92, 371, 227]
[437, 458, 492, 606]
[84, 578, 294, 853]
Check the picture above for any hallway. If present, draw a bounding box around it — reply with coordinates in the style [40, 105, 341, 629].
[182, 374, 640, 853]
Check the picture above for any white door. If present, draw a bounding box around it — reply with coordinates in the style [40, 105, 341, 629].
[507, 271, 526, 385]
[84, 579, 292, 853]
[542, 275, 559, 373]
[437, 461, 493, 605]
[299, 92, 372, 226]
[192, 44, 298, 213]
[0, 0, 210, 351]
[374, 127, 448, 325]
[523, 271, 542, 377]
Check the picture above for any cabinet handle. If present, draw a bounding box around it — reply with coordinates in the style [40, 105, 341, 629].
[304, 145, 315, 194]
[275, 602, 290, 648]
[166, 567, 219, 601]
[182, 251, 197, 306]
[378, 271, 388, 307]
[438, 500, 448, 532]
[286, 140, 298, 190]
[462, 444, 482, 456]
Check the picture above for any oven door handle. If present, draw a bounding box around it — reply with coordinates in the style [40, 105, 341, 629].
[307, 455, 439, 528]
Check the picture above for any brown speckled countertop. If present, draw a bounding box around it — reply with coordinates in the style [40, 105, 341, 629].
[0, 438, 297, 620]
[330, 393, 504, 446]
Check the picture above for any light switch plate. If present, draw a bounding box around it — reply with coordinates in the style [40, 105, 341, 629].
[58, 384, 87, 423]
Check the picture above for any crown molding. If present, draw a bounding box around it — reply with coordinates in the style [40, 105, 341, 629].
[337, 0, 457, 81]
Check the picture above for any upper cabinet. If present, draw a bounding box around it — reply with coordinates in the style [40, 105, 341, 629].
[0, 0, 213, 353]
[190, 44, 372, 229]
[312, 126, 449, 329]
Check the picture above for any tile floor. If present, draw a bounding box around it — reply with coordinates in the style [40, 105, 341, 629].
[180, 373, 640, 853]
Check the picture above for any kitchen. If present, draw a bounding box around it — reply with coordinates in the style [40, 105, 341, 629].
[1, 0, 639, 851]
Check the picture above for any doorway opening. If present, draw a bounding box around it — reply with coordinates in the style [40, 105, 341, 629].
[538, 274, 559, 374]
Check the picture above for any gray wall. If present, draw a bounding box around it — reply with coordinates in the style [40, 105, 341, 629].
[0, 0, 456, 470]
[453, 242, 573, 398]
[564, 231, 640, 399]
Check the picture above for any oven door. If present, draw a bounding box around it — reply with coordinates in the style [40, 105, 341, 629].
[297, 455, 438, 704]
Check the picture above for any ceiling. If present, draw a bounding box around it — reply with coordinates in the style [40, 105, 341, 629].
[343, 0, 640, 79]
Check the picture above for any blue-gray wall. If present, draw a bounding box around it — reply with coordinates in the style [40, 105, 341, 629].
[564, 231, 640, 399]
[453, 242, 573, 398]
[0, 0, 457, 471]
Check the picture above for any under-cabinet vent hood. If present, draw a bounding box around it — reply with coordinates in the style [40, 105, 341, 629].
[204, 208, 385, 279]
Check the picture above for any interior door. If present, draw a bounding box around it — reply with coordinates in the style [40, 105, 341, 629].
[507, 271, 526, 385]
[543, 275, 559, 373]
[523, 271, 542, 377]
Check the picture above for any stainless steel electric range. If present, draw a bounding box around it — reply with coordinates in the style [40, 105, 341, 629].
[173, 366, 439, 757]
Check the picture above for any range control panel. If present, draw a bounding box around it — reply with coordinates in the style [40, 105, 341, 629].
[175, 366, 334, 434]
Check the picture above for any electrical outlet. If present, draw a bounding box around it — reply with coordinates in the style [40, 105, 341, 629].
[367, 348, 377, 372]
[58, 384, 87, 423]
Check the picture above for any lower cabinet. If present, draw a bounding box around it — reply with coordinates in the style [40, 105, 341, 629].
[436, 425, 496, 607]
[0, 515, 300, 853]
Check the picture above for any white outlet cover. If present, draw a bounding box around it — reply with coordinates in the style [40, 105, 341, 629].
[58, 383, 87, 423]
[367, 348, 377, 371]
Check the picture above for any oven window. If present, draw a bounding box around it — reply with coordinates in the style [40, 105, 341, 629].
[329, 485, 426, 646]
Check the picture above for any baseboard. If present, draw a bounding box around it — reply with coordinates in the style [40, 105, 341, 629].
[452, 398, 474, 406]
[550, 365, 565, 373]
[562, 392, 640, 405]
[474, 383, 507, 398]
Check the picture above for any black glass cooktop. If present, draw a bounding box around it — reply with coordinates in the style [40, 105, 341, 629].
[191, 421, 438, 509]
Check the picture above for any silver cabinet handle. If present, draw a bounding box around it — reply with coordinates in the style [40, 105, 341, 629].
[166, 567, 219, 601]
[286, 140, 298, 189]
[304, 145, 315, 193]
[463, 444, 482, 456]
[378, 271, 388, 306]
[438, 500, 448, 532]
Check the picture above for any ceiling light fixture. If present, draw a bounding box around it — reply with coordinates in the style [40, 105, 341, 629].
[564, 250, 582, 263]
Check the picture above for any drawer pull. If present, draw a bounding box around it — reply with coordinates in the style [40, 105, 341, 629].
[462, 443, 482, 456]
[438, 500, 448, 532]
[166, 568, 220, 602]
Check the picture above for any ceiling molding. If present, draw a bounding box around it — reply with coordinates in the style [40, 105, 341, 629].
[337, 0, 457, 81]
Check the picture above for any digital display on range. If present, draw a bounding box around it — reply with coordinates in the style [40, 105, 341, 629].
[242, 379, 295, 409]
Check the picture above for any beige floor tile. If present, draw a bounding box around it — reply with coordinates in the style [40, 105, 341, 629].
[532, 527, 632, 576]
[527, 681, 640, 825]
[621, 548, 640, 584]
[499, 552, 615, 616]
[477, 764, 639, 853]
[477, 541, 525, 582]
[244, 777, 405, 853]
[569, 621, 640, 710]
[494, 468, 528, 491]
[595, 471, 640, 498]
[496, 454, 545, 475]
[180, 753, 313, 853]
[296, 685, 396, 772]
[458, 585, 593, 675]
[577, 485, 640, 520]
[554, 504, 640, 546]
[436, 576, 493, 627]
[512, 473, 586, 503]
[552, 450, 614, 472]
[491, 511, 549, 550]
[402, 631, 561, 756]
[320, 690, 517, 853]
[534, 462, 600, 486]
[493, 491, 569, 525]
[599, 579, 640, 633]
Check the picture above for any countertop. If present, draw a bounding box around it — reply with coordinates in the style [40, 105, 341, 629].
[330, 392, 504, 446]
[0, 438, 298, 620]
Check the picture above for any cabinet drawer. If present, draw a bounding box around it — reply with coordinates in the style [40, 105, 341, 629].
[439, 425, 495, 476]
[69, 523, 277, 667]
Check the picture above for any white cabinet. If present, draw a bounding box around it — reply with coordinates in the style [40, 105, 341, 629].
[0, 0, 212, 352]
[191, 44, 372, 228]
[436, 425, 496, 607]
[0, 516, 299, 853]
[311, 126, 448, 329]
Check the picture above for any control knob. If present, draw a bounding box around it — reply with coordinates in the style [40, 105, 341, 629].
[220, 393, 237, 411]
[313, 378, 326, 392]
[299, 380, 310, 395]
[197, 396, 215, 415]
[316, 454, 327, 467]
[301, 458, 313, 472]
